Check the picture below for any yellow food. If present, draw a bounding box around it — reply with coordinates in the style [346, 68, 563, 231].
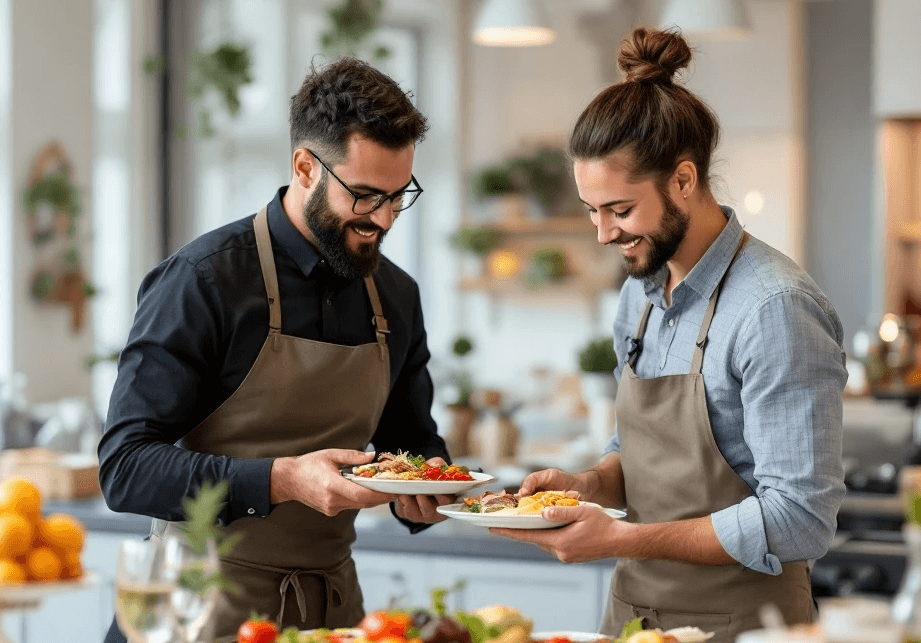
[38, 514, 86, 553]
[26, 547, 63, 582]
[515, 491, 580, 514]
[626, 632, 665, 643]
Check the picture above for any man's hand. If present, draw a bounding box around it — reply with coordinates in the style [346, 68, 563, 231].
[270, 449, 396, 516]
[393, 456, 455, 524]
[490, 504, 625, 563]
[518, 468, 593, 500]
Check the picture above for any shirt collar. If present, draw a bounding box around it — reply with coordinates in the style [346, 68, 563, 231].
[266, 186, 323, 278]
[642, 206, 744, 303]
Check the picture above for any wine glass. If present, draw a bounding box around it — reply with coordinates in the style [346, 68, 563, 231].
[114, 538, 180, 643]
[164, 535, 221, 643]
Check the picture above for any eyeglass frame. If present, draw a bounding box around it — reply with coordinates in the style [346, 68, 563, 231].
[306, 149, 423, 215]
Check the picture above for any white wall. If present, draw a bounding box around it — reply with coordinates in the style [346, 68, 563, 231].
[10, 0, 95, 404]
[874, 0, 921, 118]
[454, 0, 808, 391]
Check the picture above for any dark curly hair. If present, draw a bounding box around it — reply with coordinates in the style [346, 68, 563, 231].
[569, 27, 720, 193]
[289, 57, 429, 163]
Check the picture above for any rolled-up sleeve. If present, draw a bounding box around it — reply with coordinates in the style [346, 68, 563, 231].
[711, 289, 847, 574]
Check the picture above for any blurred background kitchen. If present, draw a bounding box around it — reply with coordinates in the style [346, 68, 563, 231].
[1, 0, 921, 640]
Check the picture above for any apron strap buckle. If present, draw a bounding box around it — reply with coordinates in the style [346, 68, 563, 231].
[627, 337, 642, 359]
[372, 315, 390, 334]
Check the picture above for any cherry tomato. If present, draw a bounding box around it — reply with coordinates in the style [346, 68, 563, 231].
[236, 618, 278, 643]
[360, 611, 410, 641]
[424, 467, 443, 480]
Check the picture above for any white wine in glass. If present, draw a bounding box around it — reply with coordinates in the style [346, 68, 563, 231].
[115, 538, 179, 643]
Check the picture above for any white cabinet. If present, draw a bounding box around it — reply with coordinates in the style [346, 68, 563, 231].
[352, 551, 615, 633]
[874, 0, 921, 117]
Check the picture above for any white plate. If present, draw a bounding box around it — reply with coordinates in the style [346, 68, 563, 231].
[532, 632, 611, 643]
[436, 502, 627, 529]
[343, 470, 495, 495]
[297, 628, 364, 640]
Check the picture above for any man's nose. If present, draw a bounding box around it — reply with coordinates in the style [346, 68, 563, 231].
[370, 201, 395, 231]
[596, 214, 620, 245]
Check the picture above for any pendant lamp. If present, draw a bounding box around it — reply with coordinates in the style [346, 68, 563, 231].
[659, 0, 752, 41]
[472, 0, 556, 47]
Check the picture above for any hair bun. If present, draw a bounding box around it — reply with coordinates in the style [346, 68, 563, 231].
[618, 27, 692, 85]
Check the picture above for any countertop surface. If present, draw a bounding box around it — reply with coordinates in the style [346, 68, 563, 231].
[45, 496, 614, 567]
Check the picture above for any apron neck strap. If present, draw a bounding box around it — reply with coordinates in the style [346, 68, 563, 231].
[689, 231, 749, 374]
[254, 208, 282, 333]
[627, 301, 655, 369]
[363, 274, 389, 361]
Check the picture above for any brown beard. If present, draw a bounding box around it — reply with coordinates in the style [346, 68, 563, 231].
[302, 173, 386, 280]
[621, 187, 689, 279]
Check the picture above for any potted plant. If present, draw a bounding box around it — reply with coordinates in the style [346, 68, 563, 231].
[469, 163, 527, 222]
[507, 147, 574, 217]
[525, 248, 567, 288]
[578, 337, 618, 400]
[444, 335, 478, 457]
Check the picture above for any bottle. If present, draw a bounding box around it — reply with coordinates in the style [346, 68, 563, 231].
[892, 466, 921, 642]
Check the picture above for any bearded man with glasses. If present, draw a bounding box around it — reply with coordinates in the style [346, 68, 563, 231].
[99, 57, 452, 642]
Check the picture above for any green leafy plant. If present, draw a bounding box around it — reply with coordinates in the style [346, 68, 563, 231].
[177, 479, 243, 595]
[188, 42, 254, 138]
[525, 248, 566, 287]
[450, 226, 501, 257]
[452, 336, 473, 357]
[321, 0, 391, 61]
[508, 147, 571, 214]
[469, 165, 521, 200]
[578, 337, 618, 374]
[23, 168, 81, 244]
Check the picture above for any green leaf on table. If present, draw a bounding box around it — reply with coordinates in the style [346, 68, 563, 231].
[614, 617, 643, 643]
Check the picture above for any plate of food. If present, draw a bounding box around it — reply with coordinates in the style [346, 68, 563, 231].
[343, 451, 494, 495]
[295, 628, 365, 643]
[531, 632, 612, 643]
[436, 490, 627, 529]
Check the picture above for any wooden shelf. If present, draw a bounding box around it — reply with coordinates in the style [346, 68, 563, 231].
[485, 216, 592, 235]
[458, 274, 615, 296]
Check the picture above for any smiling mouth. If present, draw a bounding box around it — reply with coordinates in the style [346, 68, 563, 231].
[618, 238, 640, 250]
[351, 227, 379, 239]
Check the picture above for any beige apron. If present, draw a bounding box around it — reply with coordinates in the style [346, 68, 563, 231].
[600, 235, 814, 643]
[152, 207, 391, 640]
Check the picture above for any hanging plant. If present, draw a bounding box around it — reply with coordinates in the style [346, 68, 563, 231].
[321, 0, 391, 62]
[23, 142, 98, 333]
[144, 40, 254, 139]
[187, 42, 254, 138]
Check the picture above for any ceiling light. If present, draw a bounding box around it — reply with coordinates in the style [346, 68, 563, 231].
[659, 0, 752, 41]
[472, 0, 556, 47]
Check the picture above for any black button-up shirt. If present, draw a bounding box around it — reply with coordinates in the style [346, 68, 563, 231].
[98, 187, 448, 526]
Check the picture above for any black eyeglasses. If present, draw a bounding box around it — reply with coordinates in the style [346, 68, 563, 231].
[308, 149, 423, 215]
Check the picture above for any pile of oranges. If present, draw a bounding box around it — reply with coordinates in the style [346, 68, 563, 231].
[0, 476, 85, 585]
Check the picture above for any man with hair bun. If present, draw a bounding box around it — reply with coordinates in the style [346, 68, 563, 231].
[492, 27, 846, 641]
[99, 57, 452, 641]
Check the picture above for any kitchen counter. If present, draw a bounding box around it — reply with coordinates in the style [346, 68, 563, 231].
[43, 496, 609, 566]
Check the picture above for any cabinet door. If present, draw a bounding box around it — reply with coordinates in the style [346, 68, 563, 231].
[352, 551, 437, 615]
[429, 557, 608, 633]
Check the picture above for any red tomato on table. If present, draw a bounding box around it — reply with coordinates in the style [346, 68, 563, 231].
[360, 611, 411, 641]
[237, 618, 278, 643]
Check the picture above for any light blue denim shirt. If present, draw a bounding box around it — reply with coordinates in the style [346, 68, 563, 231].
[603, 208, 847, 575]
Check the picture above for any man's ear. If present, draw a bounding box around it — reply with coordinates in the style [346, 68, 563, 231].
[672, 160, 698, 199]
[292, 148, 320, 190]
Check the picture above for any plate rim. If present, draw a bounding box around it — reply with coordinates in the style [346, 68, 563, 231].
[531, 631, 610, 642]
[435, 502, 625, 528]
[342, 470, 495, 492]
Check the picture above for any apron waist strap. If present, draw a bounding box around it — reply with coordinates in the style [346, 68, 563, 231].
[227, 556, 350, 625]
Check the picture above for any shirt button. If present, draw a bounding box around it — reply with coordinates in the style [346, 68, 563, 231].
[325, 299, 332, 305]
[668, 318, 675, 327]
[247, 508, 256, 515]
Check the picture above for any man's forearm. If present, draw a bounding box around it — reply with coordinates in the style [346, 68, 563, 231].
[622, 516, 737, 565]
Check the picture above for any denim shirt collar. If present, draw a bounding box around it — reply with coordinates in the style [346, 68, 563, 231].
[642, 206, 743, 307]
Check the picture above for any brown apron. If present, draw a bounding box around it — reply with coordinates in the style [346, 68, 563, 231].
[600, 235, 814, 643]
[152, 207, 391, 640]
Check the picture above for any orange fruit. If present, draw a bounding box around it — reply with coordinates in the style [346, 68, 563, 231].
[59, 549, 83, 579]
[0, 558, 27, 584]
[0, 514, 35, 558]
[38, 514, 85, 553]
[0, 477, 42, 517]
[25, 547, 63, 581]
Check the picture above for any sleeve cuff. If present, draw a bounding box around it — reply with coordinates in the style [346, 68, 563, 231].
[388, 501, 433, 534]
[711, 498, 782, 575]
[226, 457, 274, 524]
